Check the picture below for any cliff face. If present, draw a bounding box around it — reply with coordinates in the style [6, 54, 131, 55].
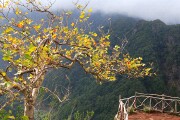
[125, 20, 180, 90]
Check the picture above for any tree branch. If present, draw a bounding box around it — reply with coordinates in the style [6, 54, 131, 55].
[0, 70, 23, 91]
[0, 89, 17, 111]
[40, 86, 63, 103]
[0, 69, 12, 82]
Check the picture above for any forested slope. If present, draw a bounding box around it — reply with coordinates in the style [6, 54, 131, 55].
[42, 14, 180, 120]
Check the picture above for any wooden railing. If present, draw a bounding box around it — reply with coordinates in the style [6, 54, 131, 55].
[114, 98, 128, 120]
[115, 92, 180, 120]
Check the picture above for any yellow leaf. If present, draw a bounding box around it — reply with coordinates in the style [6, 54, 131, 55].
[8, 116, 15, 119]
[105, 35, 110, 39]
[34, 24, 41, 31]
[0, 5, 3, 8]
[3, 27, 13, 33]
[29, 44, 37, 53]
[92, 33, 97, 37]
[80, 11, 85, 19]
[71, 22, 75, 27]
[138, 57, 143, 60]
[76, 4, 83, 9]
[43, 28, 49, 33]
[43, 46, 49, 52]
[145, 68, 151, 72]
[0, 16, 4, 19]
[2, 72, 6, 76]
[52, 34, 57, 39]
[109, 76, 116, 81]
[66, 51, 71, 56]
[15, 7, 21, 15]
[25, 19, 33, 24]
[88, 8, 93, 13]
[63, 27, 69, 33]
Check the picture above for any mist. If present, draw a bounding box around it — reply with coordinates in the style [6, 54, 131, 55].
[48, 0, 180, 25]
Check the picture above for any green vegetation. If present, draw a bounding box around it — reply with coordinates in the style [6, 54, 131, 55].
[127, 106, 135, 114]
[44, 17, 180, 120]
[67, 111, 94, 120]
[143, 106, 152, 113]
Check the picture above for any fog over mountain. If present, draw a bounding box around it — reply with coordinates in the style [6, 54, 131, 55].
[46, 0, 180, 25]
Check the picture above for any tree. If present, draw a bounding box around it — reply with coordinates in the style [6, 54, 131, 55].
[0, 0, 152, 119]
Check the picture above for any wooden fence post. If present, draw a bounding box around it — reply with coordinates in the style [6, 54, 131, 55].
[149, 97, 152, 109]
[175, 100, 177, 113]
[119, 95, 122, 120]
[162, 94, 165, 113]
[127, 99, 129, 109]
[134, 92, 137, 109]
[119, 95, 121, 100]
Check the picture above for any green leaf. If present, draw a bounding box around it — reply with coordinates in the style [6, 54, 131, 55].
[24, 54, 32, 60]
[2, 56, 9, 61]
[7, 116, 15, 119]
[21, 116, 29, 120]
[29, 44, 36, 53]
[5, 81, 11, 88]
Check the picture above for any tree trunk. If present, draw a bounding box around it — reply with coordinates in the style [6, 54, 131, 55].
[24, 99, 35, 120]
[24, 88, 39, 120]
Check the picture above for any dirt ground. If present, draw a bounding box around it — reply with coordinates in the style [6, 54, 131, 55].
[129, 111, 180, 120]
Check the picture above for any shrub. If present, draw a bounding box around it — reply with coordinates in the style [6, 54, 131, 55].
[143, 106, 152, 113]
[127, 106, 135, 114]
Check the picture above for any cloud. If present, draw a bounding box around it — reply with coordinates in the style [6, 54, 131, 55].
[50, 0, 180, 24]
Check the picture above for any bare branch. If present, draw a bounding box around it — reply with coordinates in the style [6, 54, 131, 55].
[0, 89, 17, 111]
[40, 86, 63, 103]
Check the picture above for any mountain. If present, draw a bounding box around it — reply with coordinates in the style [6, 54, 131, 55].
[126, 19, 180, 93]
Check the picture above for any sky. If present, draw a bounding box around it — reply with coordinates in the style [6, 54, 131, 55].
[45, 0, 180, 25]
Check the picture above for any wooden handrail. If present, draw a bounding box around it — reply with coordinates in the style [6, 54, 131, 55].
[116, 92, 180, 120]
[121, 95, 180, 102]
[135, 92, 180, 100]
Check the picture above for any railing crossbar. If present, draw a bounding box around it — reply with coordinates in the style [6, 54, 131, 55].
[136, 97, 149, 108]
[135, 92, 180, 100]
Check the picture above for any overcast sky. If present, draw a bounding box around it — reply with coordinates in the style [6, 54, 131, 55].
[45, 0, 180, 24]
